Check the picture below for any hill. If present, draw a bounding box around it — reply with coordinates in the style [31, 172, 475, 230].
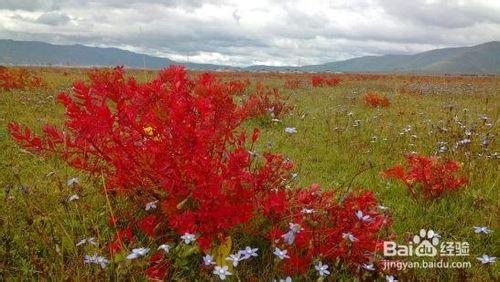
[0, 39, 499, 74]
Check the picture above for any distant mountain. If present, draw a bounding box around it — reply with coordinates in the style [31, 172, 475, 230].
[300, 41, 500, 74]
[0, 39, 231, 70]
[0, 39, 499, 74]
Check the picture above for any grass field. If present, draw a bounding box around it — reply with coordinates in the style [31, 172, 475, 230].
[0, 67, 499, 281]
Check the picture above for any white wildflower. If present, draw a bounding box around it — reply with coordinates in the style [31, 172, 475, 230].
[157, 244, 170, 253]
[68, 194, 80, 202]
[203, 254, 215, 266]
[474, 226, 492, 234]
[126, 247, 150, 260]
[238, 246, 258, 260]
[315, 261, 330, 277]
[477, 254, 496, 264]
[284, 127, 297, 134]
[273, 247, 289, 260]
[145, 200, 158, 211]
[213, 265, 232, 280]
[180, 233, 196, 244]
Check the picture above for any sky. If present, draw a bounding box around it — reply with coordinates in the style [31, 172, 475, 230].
[0, 0, 499, 66]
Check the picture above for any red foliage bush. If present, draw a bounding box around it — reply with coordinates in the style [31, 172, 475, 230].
[0, 67, 44, 91]
[311, 75, 341, 87]
[226, 78, 250, 95]
[241, 83, 291, 119]
[283, 78, 303, 90]
[9, 66, 391, 279]
[382, 154, 467, 198]
[269, 185, 392, 276]
[363, 92, 390, 107]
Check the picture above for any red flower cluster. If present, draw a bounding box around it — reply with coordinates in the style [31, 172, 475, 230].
[311, 75, 341, 87]
[383, 154, 467, 198]
[0, 66, 44, 91]
[9, 66, 391, 279]
[241, 83, 291, 119]
[363, 92, 390, 107]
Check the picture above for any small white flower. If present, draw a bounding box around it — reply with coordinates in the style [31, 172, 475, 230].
[315, 261, 330, 277]
[274, 277, 292, 282]
[282, 223, 302, 245]
[203, 254, 215, 266]
[342, 232, 358, 242]
[289, 223, 303, 233]
[273, 247, 289, 260]
[145, 200, 158, 211]
[76, 237, 98, 247]
[457, 139, 471, 146]
[126, 247, 150, 260]
[157, 244, 170, 253]
[67, 177, 79, 187]
[238, 246, 258, 260]
[473, 226, 493, 234]
[213, 265, 232, 280]
[226, 253, 242, 267]
[362, 263, 375, 271]
[301, 208, 315, 214]
[84, 254, 109, 269]
[180, 233, 196, 244]
[284, 127, 297, 134]
[477, 254, 496, 264]
[377, 205, 389, 211]
[386, 275, 398, 282]
[355, 210, 373, 222]
[68, 194, 80, 202]
[282, 231, 295, 245]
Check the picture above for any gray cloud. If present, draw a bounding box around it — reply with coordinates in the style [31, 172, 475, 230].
[0, 0, 499, 66]
[35, 12, 71, 25]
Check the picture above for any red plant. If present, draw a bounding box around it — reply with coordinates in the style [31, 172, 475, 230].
[283, 78, 303, 90]
[363, 92, 390, 107]
[9, 66, 292, 249]
[382, 154, 467, 198]
[0, 67, 44, 91]
[227, 78, 250, 95]
[241, 83, 291, 119]
[265, 185, 392, 276]
[9, 66, 391, 279]
[311, 75, 341, 87]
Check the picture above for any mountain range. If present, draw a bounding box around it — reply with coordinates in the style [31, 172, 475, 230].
[1, 39, 499, 74]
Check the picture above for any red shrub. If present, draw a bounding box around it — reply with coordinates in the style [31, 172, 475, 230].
[240, 83, 291, 119]
[382, 154, 467, 198]
[9, 66, 293, 250]
[311, 75, 341, 87]
[283, 78, 303, 90]
[227, 78, 250, 95]
[9, 66, 391, 279]
[363, 92, 390, 107]
[268, 185, 391, 276]
[0, 67, 44, 91]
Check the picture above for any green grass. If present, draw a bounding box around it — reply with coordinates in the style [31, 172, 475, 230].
[0, 68, 499, 280]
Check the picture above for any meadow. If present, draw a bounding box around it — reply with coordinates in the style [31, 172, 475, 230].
[0, 67, 498, 281]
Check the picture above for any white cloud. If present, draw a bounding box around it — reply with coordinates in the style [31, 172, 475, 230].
[0, 0, 499, 66]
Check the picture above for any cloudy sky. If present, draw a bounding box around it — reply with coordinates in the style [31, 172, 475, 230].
[1, 0, 499, 66]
